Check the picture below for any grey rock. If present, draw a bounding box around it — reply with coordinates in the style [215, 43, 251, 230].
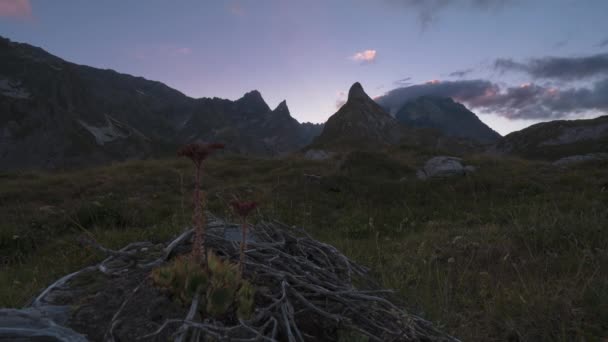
[304, 149, 331, 160]
[417, 156, 475, 180]
[0, 307, 87, 342]
[552, 153, 608, 166]
[540, 123, 608, 146]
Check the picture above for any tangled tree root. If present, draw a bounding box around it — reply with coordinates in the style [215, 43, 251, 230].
[30, 213, 459, 342]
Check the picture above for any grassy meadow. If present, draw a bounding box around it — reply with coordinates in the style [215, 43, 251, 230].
[0, 148, 607, 341]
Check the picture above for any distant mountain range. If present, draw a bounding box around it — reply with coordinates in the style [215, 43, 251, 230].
[0, 36, 322, 170]
[1, 35, 606, 170]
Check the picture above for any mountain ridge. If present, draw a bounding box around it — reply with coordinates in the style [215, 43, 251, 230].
[490, 115, 608, 159]
[0, 35, 321, 170]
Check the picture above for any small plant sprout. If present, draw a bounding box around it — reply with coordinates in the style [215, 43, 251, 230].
[177, 142, 225, 265]
[230, 200, 258, 275]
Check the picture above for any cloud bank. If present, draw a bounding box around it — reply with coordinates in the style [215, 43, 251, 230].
[494, 53, 608, 81]
[376, 78, 608, 120]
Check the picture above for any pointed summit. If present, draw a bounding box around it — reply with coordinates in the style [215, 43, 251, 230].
[311, 82, 403, 149]
[274, 100, 289, 113]
[270, 100, 292, 120]
[347, 82, 370, 102]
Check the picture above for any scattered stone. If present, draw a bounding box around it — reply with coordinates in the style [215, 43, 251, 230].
[417, 156, 476, 180]
[0, 307, 87, 341]
[552, 153, 608, 166]
[304, 149, 331, 160]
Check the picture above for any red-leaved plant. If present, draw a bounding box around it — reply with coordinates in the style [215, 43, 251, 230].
[178, 142, 225, 265]
[230, 200, 257, 275]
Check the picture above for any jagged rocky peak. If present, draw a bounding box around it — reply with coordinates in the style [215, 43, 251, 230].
[274, 100, 289, 113]
[309, 81, 403, 149]
[347, 82, 370, 102]
[239, 89, 265, 104]
[269, 100, 294, 122]
[235, 89, 270, 114]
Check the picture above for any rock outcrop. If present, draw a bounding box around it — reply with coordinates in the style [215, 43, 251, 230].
[417, 156, 476, 180]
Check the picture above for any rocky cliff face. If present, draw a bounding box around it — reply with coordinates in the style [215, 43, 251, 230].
[311, 82, 403, 149]
[491, 115, 608, 159]
[0, 36, 320, 170]
[393, 96, 501, 143]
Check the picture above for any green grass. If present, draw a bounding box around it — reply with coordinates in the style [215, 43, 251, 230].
[1, 151, 607, 341]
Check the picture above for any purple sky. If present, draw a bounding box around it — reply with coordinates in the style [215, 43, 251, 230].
[1, 0, 608, 134]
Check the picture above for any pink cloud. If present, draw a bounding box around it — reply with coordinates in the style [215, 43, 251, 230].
[0, 0, 32, 18]
[350, 49, 377, 64]
[228, 2, 245, 16]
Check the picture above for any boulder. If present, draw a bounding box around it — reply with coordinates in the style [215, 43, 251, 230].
[0, 307, 87, 341]
[304, 149, 331, 160]
[417, 156, 475, 180]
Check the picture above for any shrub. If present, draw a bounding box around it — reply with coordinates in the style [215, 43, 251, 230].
[151, 250, 255, 319]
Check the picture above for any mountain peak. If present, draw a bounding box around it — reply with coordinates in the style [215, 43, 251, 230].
[236, 89, 270, 114]
[311, 82, 402, 148]
[271, 100, 292, 119]
[395, 96, 501, 143]
[241, 90, 263, 100]
[275, 100, 288, 112]
[347, 82, 369, 102]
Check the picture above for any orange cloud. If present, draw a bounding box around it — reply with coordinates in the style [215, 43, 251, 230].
[0, 0, 31, 18]
[351, 49, 377, 64]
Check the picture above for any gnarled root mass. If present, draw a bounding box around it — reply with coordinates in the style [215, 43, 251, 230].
[31, 213, 458, 342]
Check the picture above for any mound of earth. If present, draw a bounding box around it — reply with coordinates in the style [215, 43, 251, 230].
[2, 214, 458, 341]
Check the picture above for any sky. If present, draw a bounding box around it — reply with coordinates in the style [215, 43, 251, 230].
[1, 0, 608, 135]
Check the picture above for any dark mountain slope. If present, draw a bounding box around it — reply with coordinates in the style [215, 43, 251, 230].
[393, 96, 501, 143]
[311, 82, 403, 149]
[0, 36, 320, 170]
[491, 115, 608, 159]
